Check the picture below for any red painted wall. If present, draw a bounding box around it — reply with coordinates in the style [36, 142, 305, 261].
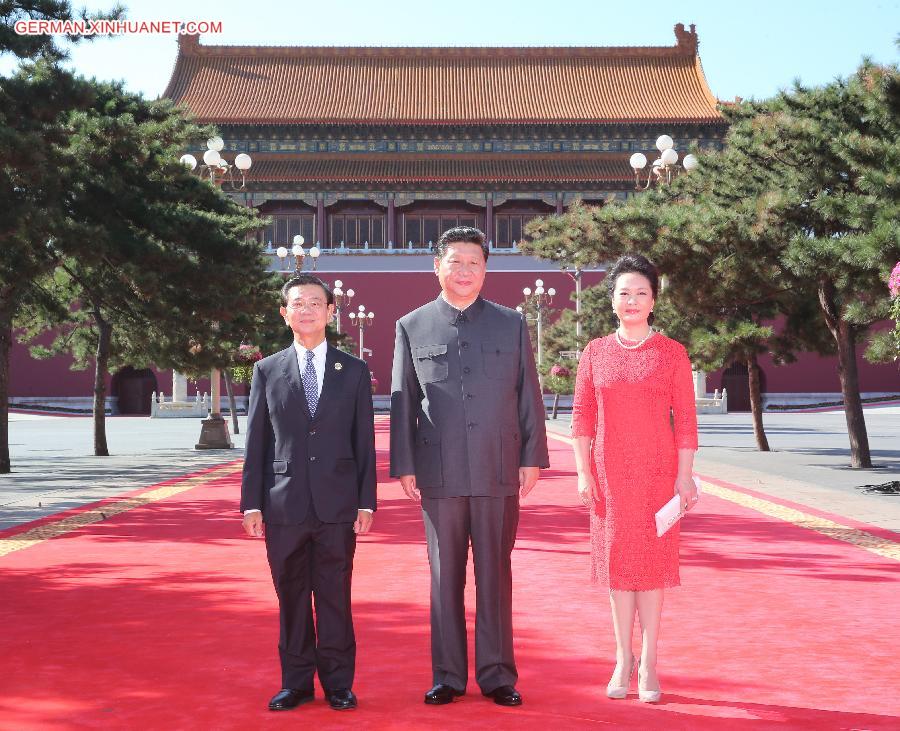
[709, 349, 899, 394]
[9, 270, 898, 397]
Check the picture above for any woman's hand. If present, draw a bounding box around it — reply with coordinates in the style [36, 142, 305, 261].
[676, 474, 699, 512]
[576, 472, 597, 508]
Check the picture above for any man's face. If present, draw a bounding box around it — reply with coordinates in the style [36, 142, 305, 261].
[434, 242, 487, 302]
[280, 284, 334, 339]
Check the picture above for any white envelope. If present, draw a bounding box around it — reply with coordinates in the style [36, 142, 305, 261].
[655, 475, 702, 537]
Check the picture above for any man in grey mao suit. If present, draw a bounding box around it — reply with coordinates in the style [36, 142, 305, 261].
[390, 227, 549, 707]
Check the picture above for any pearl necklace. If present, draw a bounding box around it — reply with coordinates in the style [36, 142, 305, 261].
[615, 327, 654, 350]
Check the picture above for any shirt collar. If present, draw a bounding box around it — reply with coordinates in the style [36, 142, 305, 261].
[436, 294, 485, 324]
[294, 339, 328, 361]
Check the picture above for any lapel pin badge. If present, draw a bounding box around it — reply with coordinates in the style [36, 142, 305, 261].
[334, 362, 343, 371]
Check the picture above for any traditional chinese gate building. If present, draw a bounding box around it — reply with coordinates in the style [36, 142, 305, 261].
[9, 25, 897, 409]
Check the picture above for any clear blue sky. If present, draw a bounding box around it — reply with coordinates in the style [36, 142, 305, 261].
[2, 0, 898, 101]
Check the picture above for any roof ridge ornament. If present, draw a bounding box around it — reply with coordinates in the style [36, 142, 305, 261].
[178, 33, 201, 56]
[673, 23, 698, 55]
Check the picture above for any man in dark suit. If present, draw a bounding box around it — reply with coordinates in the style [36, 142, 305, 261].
[390, 227, 549, 707]
[241, 273, 376, 712]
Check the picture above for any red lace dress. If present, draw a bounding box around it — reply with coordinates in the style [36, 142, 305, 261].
[571, 333, 698, 591]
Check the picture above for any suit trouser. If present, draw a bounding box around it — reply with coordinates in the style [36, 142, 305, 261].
[265, 509, 357, 691]
[421, 494, 520, 693]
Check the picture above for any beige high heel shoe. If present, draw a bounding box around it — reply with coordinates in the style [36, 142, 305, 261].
[605, 657, 636, 699]
[637, 660, 662, 703]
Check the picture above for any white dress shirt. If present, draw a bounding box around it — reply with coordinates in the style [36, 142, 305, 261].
[244, 338, 371, 516]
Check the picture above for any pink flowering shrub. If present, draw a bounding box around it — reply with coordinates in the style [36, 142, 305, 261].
[891, 262, 900, 359]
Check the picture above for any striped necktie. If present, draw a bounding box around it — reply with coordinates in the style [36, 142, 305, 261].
[301, 349, 318, 417]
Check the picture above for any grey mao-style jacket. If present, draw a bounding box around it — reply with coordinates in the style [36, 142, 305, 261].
[390, 295, 549, 497]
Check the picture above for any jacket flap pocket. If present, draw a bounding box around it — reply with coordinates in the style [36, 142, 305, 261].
[414, 343, 448, 359]
[272, 460, 290, 474]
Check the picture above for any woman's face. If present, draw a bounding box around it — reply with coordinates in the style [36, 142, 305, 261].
[612, 271, 655, 327]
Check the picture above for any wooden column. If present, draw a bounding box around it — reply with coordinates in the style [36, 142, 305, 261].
[485, 196, 494, 245]
[317, 196, 326, 246]
[556, 193, 564, 215]
[387, 198, 396, 247]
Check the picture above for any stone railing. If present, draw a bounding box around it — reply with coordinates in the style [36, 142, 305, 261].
[150, 391, 208, 418]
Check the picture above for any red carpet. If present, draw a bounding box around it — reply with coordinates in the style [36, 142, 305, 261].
[1, 419, 899, 730]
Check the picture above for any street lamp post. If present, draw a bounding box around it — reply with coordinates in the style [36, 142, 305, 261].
[348, 305, 374, 360]
[516, 278, 556, 393]
[332, 279, 355, 334]
[561, 266, 583, 358]
[629, 135, 698, 190]
[182, 138, 251, 450]
[276, 235, 321, 274]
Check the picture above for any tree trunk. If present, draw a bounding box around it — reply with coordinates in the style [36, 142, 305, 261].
[223, 369, 239, 434]
[834, 321, 871, 468]
[551, 392, 559, 419]
[747, 353, 770, 451]
[93, 313, 112, 457]
[0, 302, 13, 473]
[818, 280, 872, 468]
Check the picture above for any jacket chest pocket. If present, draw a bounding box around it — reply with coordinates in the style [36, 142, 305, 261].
[482, 342, 517, 379]
[414, 343, 449, 383]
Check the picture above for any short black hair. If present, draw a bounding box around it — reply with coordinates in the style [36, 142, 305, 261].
[433, 226, 490, 262]
[280, 273, 334, 306]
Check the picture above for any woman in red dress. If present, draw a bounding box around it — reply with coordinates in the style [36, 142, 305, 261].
[570, 254, 698, 704]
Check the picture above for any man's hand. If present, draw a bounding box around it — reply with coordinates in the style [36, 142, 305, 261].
[399, 474, 420, 502]
[354, 510, 374, 534]
[519, 466, 540, 499]
[242, 511, 264, 537]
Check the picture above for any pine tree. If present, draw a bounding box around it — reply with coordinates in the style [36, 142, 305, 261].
[732, 62, 900, 467]
[19, 81, 271, 456]
[0, 1, 124, 471]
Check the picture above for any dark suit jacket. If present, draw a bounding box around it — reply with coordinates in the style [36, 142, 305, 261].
[240, 343, 377, 524]
[390, 295, 549, 498]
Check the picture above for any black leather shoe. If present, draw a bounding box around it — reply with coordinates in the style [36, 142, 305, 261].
[325, 688, 357, 711]
[424, 684, 465, 705]
[482, 685, 522, 706]
[268, 688, 314, 711]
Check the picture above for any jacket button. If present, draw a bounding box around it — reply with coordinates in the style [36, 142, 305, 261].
[309, 430, 317, 436]
[466, 393, 473, 399]
[461, 341, 469, 348]
[463, 366, 471, 374]
[423, 438, 429, 444]
[309, 456, 317, 462]
[467, 422, 476, 429]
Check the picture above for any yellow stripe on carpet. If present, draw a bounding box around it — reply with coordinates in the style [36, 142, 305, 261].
[0, 462, 242, 559]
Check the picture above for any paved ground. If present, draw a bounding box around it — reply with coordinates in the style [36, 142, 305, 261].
[0, 412, 248, 531]
[3, 405, 899, 532]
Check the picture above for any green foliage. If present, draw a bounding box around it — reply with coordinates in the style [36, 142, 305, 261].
[20, 80, 270, 367]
